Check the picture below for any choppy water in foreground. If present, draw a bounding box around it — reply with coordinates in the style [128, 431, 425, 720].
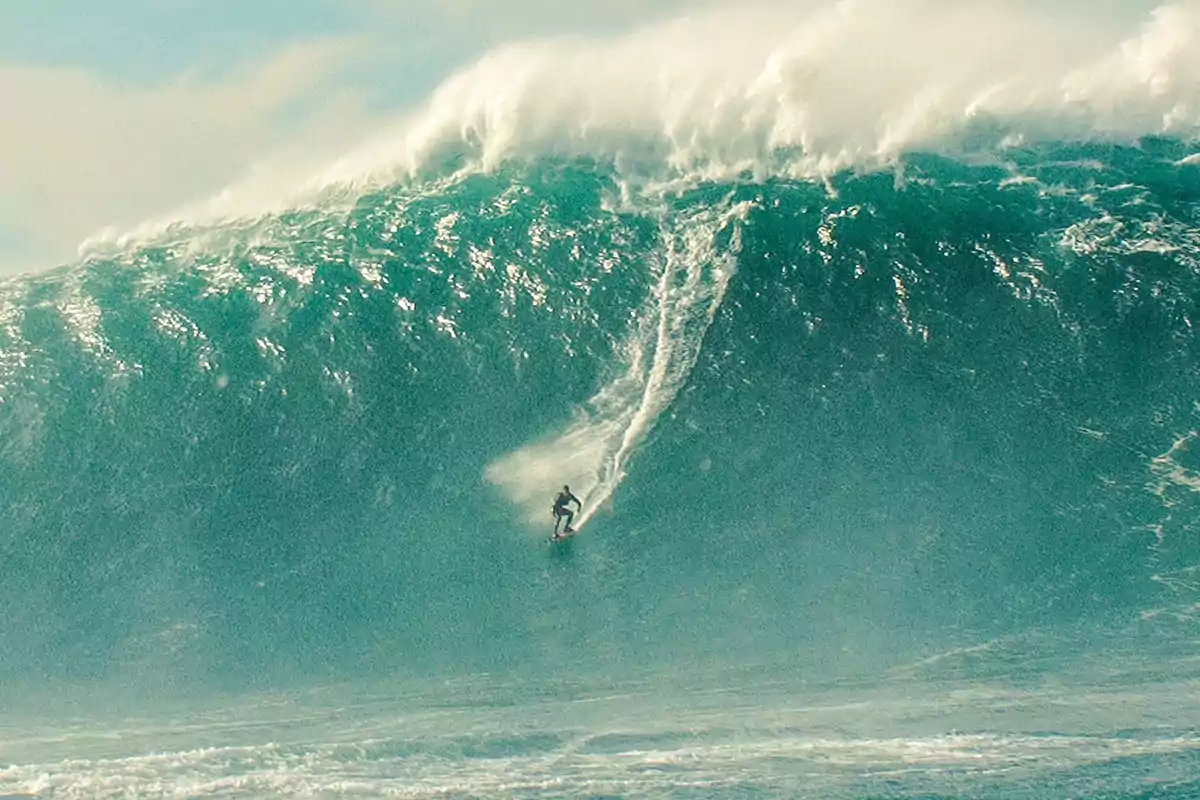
[3, 652, 1199, 798]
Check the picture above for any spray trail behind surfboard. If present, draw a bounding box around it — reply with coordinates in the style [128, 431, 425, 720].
[484, 196, 750, 533]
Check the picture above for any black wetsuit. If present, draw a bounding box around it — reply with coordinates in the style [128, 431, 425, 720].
[553, 490, 581, 536]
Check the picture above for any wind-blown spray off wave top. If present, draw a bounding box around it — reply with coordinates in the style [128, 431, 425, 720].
[332, 0, 1200, 184]
[2, 0, 1200, 701]
[93, 0, 1200, 243]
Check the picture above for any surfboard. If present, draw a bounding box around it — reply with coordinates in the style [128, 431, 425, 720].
[550, 528, 577, 542]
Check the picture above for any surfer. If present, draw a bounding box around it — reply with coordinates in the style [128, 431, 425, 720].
[551, 485, 581, 538]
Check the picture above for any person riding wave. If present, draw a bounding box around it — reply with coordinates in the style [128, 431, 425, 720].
[551, 485, 581, 539]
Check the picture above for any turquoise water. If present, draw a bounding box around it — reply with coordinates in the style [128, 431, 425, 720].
[3, 666, 1199, 797]
[4, 5, 1200, 795]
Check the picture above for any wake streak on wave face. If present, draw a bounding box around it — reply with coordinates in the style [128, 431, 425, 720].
[483, 198, 750, 533]
[88, 0, 1200, 252]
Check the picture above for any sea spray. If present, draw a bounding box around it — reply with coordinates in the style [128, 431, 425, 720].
[484, 195, 751, 530]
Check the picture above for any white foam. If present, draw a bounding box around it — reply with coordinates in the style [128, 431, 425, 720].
[6, 683, 1200, 799]
[335, 0, 1200, 180]
[86, 1, 1200, 249]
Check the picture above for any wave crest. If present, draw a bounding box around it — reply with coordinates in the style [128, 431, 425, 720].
[87, 2, 1200, 255]
[330, 1, 1200, 186]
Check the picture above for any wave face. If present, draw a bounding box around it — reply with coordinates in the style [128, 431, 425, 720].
[3, 138, 1200, 691]
[5, 0, 1200, 695]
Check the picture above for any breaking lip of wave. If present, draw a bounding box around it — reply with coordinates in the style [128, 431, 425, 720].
[83, 0, 1200, 254]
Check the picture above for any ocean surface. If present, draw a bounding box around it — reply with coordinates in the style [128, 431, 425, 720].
[3, 2, 1200, 797]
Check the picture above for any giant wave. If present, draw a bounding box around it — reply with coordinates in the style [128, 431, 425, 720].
[0, 0, 1197, 716]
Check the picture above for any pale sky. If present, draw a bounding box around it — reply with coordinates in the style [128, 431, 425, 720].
[0, 0, 722, 274]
